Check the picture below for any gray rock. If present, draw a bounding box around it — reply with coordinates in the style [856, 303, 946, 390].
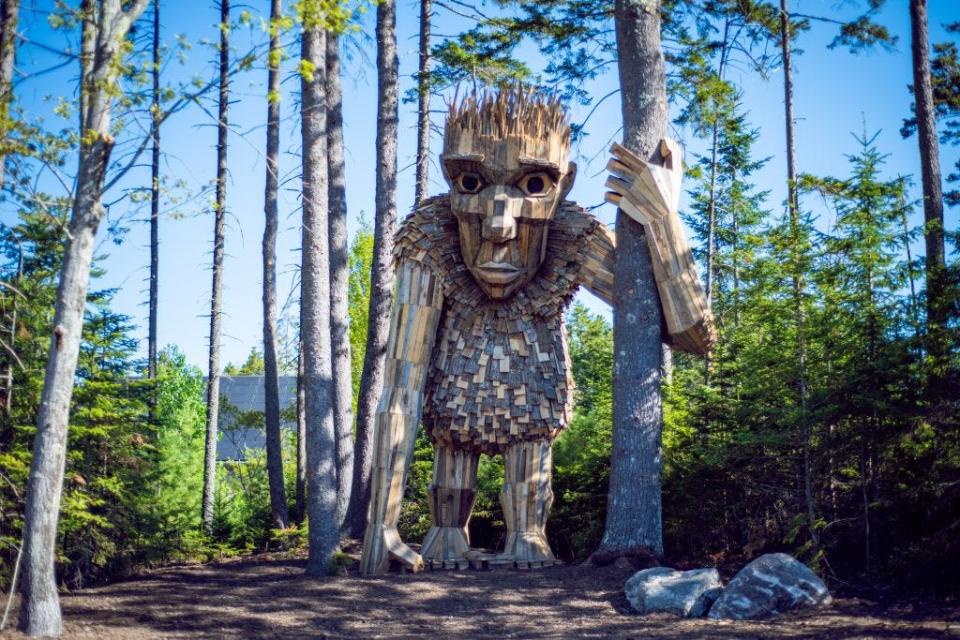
[625, 567, 723, 617]
[707, 553, 831, 620]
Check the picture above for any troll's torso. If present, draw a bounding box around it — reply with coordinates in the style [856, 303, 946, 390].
[395, 195, 607, 454]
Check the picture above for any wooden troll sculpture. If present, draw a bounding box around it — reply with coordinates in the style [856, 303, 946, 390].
[360, 87, 715, 575]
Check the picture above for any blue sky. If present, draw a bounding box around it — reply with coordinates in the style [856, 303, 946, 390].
[4, 0, 958, 371]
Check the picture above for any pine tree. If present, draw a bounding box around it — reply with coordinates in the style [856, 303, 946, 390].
[908, 0, 949, 388]
[202, 0, 230, 533]
[262, 0, 289, 531]
[300, 2, 337, 575]
[326, 31, 353, 531]
[804, 130, 915, 574]
[602, 0, 668, 558]
[344, 0, 399, 539]
[147, 0, 160, 381]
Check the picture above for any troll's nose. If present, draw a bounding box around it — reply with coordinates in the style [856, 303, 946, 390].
[482, 189, 519, 241]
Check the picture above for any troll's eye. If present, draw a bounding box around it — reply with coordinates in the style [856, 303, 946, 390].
[455, 172, 484, 194]
[518, 172, 554, 197]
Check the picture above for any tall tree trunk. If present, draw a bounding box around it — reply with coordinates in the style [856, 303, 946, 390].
[147, 0, 159, 380]
[414, 0, 431, 206]
[262, 0, 288, 530]
[325, 32, 354, 531]
[343, 0, 398, 539]
[202, 0, 230, 532]
[301, 21, 338, 576]
[18, 3, 149, 635]
[601, 0, 667, 558]
[909, 0, 948, 391]
[295, 330, 306, 524]
[780, 0, 817, 554]
[0, 0, 19, 193]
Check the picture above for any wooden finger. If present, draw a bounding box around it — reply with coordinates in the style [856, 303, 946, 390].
[605, 158, 633, 180]
[610, 141, 648, 174]
[605, 174, 631, 194]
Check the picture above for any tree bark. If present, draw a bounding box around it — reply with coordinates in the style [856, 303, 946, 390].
[202, 0, 230, 532]
[325, 32, 354, 531]
[147, 0, 159, 380]
[18, 3, 149, 635]
[0, 0, 19, 193]
[262, 0, 288, 530]
[414, 0, 431, 206]
[909, 0, 948, 389]
[343, 0, 398, 539]
[78, 0, 95, 133]
[601, 0, 667, 557]
[301, 22, 338, 576]
[295, 331, 306, 525]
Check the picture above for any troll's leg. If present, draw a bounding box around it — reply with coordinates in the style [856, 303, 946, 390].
[500, 439, 557, 566]
[420, 444, 479, 568]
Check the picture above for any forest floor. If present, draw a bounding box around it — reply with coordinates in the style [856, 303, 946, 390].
[2, 549, 959, 639]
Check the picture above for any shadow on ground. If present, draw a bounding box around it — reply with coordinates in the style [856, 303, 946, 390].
[2, 553, 959, 639]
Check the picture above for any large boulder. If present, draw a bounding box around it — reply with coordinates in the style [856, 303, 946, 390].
[625, 567, 723, 617]
[707, 553, 831, 620]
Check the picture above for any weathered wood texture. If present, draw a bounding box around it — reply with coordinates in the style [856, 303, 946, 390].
[360, 196, 612, 575]
[360, 87, 712, 575]
[360, 259, 443, 575]
[398, 197, 613, 453]
[605, 140, 715, 355]
[500, 439, 556, 567]
[421, 445, 478, 569]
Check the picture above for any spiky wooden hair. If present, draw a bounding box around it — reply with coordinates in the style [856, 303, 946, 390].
[445, 85, 570, 144]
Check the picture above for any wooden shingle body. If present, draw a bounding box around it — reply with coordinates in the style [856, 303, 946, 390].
[394, 195, 614, 453]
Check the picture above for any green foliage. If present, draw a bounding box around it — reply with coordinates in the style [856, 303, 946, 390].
[139, 348, 208, 563]
[396, 430, 434, 544]
[223, 347, 266, 376]
[0, 0, 954, 601]
[348, 220, 374, 398]
[213, 451, 275, 553]
[0, 208, 291, 587]
[663, 112, 960, 592]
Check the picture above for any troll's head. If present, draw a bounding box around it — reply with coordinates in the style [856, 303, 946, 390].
[442, 87, 576, 299]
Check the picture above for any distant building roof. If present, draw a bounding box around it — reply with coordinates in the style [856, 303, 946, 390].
[215, 375, 297, 461]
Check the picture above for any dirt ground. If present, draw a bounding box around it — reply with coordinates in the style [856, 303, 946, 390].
[2, 552, 958, 639]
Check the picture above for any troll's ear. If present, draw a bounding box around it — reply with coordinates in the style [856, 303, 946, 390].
[559, 161, 577, 200]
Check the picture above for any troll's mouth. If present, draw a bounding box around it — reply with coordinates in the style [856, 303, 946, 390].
[475, 261, 521, 284]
